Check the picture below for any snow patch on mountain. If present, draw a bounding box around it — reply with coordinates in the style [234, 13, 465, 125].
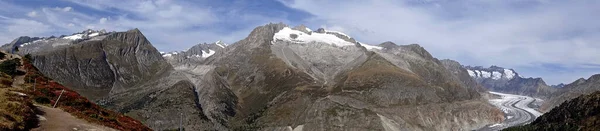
[161, 51, 179, 57]
[359, 42, 383, 50]
[63, 34, 84, 40]
[468, 70, 476, 77]
[466, 66, 519, 80]
[273, 27, 355, 47]
[325, 29, 351, 38]
[492, 71, 502, 80]
[89, 32, 100, 37]
[504, 69, 515, 79]
[480, 70, 492, 78]
[215, 40, 226, 48]
[201, 49, 215, 58]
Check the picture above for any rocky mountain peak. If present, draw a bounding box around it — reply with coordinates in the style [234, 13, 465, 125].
[399, 44, 434, 59]
[378, 41, 398, 48]
[551, 83, 565, 88]
[589, 74, 600, 82]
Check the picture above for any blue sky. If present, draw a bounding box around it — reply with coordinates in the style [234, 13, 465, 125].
[1, 0, 599, 85]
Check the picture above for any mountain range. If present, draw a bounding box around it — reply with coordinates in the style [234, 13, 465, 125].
[4, 22, 600, 130]
[0, 23, 507, 130]
[464, 66, 556, 98]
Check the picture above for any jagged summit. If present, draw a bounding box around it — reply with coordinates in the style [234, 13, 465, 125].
[465, 65, 518, 80]
[464, 65, 556, 97]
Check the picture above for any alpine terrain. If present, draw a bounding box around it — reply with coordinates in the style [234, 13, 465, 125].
[1, 23, 507, 130]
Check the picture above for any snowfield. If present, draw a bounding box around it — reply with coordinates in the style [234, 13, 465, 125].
[273, 27, 355, 47]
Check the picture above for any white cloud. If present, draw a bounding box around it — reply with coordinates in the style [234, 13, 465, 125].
[26, 11, 37, 17]
[99, 17, 107, 24]
[0, 19, 51, 43]
[280, 0, 600, 84]
[62, 7, 73, 12]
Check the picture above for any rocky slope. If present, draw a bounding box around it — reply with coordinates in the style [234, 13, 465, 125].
[1, 29, 220, 130]
[506, 91, 600, 131]
[541, 74, 600, 112]
[464, 66, 556, 98]
[180, 23, 503, 130]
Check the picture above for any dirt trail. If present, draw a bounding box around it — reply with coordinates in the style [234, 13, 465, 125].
[32, 105, 117, 131]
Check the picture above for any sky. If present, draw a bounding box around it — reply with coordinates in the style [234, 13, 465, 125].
[0, 0, 599, 85]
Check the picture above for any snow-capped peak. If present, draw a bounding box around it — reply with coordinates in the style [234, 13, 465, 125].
[201, 49, 215, 58]
[61, 29, 108, 40]
[273, 27, 355, 47]
[503, 69, 515, 79]
[324, 29, 351, 39]
[215, 40, 226, 48]
[465, 66, 519, 80]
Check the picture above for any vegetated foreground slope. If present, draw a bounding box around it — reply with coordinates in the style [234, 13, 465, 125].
[21, 56, 150, 130]
[0, 54, 37, 130]
[505, 91, 600, 131]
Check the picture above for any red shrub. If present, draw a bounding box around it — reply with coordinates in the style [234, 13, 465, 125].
[22, 60, 151, 130]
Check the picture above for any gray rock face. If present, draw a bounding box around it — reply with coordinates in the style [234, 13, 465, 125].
[464, 66, 556, 98]
[1, 29, 221, 130]
[181, 23, 502, 130]
[440, 59, 486, 92]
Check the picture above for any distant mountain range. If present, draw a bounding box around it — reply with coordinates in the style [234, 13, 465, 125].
[6, 22, 600, 130]
[464, 66, 556, 98]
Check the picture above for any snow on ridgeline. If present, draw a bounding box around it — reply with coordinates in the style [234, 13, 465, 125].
[503, 69, 515, 79]
[467, 68, 517, 80]
[215, 40, 226, 48]
[359, 42, 382, 50]
[273, 27, 355, 47]
[63, 34, 84, 40]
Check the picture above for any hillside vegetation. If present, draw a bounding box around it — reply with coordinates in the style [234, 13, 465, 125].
[20, 56, 151, 130]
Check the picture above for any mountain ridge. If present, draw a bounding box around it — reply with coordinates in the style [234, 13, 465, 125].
[464, 65, 556, 98]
